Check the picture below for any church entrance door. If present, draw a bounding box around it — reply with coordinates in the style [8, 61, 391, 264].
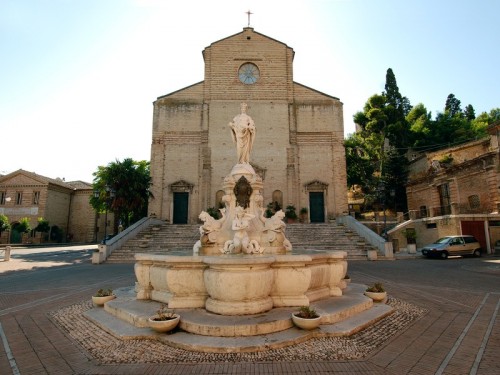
[173, 192, 189, 224]
[309, 192, 325, 223]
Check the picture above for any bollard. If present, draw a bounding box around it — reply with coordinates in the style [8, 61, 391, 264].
[367, 249, 378, 261]
[4, 246, 11, 261]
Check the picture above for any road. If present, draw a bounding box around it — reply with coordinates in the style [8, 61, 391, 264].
[0, 247, 499, 374]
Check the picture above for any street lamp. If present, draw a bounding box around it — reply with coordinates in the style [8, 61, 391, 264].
[94, 186, 115, 244]
[377, 182, 387, 239]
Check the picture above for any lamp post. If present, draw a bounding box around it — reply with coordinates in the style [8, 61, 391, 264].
[390, 188, 396, 217]
[94, 186, 115, 244]
[377, 182, 387, 239]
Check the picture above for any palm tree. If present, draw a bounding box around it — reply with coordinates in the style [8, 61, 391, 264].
[91, 158, 152, 231]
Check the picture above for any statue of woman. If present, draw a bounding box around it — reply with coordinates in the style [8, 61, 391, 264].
[229, 103, 255, 164]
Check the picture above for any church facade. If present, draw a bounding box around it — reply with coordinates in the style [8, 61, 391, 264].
[148, 27, 347, 224]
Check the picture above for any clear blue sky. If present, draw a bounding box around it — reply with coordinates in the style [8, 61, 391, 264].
[1, 0, 498, 182]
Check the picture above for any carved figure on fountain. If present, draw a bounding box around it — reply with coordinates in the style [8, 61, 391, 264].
[260, 209, 293, 254]
[198, 209, 227, 244]
[223, 206, 263, 254]
[234, 176, 252, 209]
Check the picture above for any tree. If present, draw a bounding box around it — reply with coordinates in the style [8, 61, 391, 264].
[407, 103, 433, 148]
[35, 217, 50, 240]
[349, 70, 495, 216]
[35, 217, 50, 233]
[464, 104, 475, 121]
[351, 69, 412, 212]
[444, 93, 462, 118]
[17, 217, 31, 233]
[91, 158, 152, 230]
[344, 132, 376, 188]
[0, 214, 10, 235]
[383, 68, 412, 149]
[382, 150, 408, 212]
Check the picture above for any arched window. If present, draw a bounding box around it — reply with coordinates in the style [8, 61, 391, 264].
[419, 206, 428, 218]
[272, 190, 283, 211]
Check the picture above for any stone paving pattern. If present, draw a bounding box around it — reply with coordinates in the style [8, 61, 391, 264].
[1, 247, 499, 374]
[51, 297, 425, 364]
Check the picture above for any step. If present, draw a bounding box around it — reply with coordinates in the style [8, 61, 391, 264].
[84, 283, 393, 353]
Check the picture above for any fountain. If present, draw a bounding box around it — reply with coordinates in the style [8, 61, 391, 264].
[134, 103, 348, 316]
[87, 104, 392, 352]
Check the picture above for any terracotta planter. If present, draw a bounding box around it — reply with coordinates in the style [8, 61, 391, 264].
[291, 313, 321, 330]
[148, 314, 180, 333]
[364, 291, 387, 302]
[91, 295, 115, 306]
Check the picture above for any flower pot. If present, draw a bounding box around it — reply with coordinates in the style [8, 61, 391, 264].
[291, 313, 321, 330]
[364, 291, 387, 302]
[407, 243, 417, 254]
[91, 295, 115, 306]
[148, 314, 180, 333]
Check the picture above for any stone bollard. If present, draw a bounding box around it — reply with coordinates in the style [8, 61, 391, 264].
[367, 249, 378, 261]
[4, 246, 11, 261]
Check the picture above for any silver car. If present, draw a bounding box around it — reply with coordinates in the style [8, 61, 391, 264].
[421, 235, 482, 259]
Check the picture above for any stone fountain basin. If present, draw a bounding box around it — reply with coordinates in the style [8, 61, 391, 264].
[134, 251, 348, 316]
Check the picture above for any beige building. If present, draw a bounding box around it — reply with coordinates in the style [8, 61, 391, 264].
[0, 169, 103, 244]
[388, 122, 500, 254]
[148, 27, 348, 224]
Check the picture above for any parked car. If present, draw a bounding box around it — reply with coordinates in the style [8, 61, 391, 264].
[421, 235, 482, 259]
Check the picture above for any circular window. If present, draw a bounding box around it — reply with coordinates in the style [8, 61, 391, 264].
[238, 63, 260, 84]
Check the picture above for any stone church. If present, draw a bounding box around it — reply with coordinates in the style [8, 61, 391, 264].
[148, 27, 347, 224]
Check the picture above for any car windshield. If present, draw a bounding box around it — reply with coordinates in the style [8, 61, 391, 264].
[435, 237, 452, 244]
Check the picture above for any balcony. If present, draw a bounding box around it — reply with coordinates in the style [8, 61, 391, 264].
[406, 203, 496, 220]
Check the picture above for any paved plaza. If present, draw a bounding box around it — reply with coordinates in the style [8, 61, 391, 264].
[1, 246, 499, 374]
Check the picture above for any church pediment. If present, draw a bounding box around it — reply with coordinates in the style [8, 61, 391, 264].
[0, 169, 51, 187]
[170, 180, 194, 193]
[204, 27, 290, 54]
[304, 180, 328, 191]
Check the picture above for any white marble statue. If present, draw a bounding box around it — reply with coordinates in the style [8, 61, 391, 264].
[199, 209, 226, 243]
[223, 206, 262, 254]
[260, 209, 292, 252]
[229, 103, 255, 164]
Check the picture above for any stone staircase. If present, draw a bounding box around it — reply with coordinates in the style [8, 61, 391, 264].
[105, 222, 376, 263]
[285, 223, 375, 258]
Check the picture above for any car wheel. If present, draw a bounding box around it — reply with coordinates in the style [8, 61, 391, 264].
[473, 249, 481, 257]
[440, 251, 448, 259]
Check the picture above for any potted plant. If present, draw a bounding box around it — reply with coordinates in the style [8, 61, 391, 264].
[299, 207, 308, 223]
[291, 305, 321, 330]
[364, 282, 387, 302]
[403, 229, 417, 253]
[92, 288, 115, 306]
[285, 205, 298, 223]
[148, 304, 180, 333]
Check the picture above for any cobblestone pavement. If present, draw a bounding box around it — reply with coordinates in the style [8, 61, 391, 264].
[52, 298, 426, 364]
[1, 247, 499, 374]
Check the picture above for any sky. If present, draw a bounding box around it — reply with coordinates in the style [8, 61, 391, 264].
[1, 0, 499, 183]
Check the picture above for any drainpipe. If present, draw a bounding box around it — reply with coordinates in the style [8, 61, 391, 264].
[66, 188, 75, 242]
[484, 220, 491, 254]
